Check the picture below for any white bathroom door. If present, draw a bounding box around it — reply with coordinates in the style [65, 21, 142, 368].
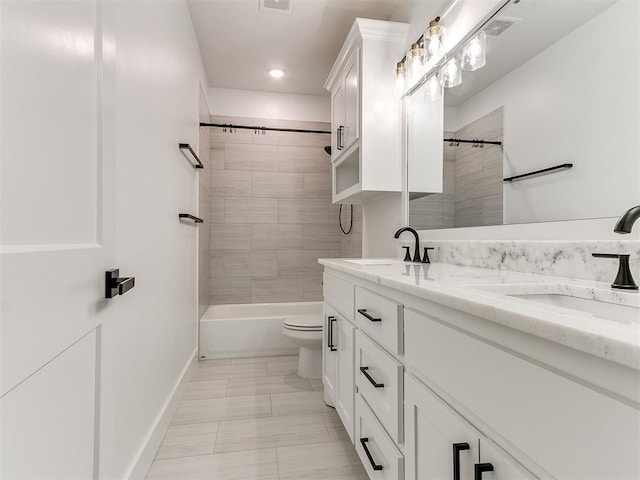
[0, 0, 117, 477]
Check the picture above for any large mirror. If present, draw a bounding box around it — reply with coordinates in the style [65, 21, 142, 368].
[407, 0, 639, 230]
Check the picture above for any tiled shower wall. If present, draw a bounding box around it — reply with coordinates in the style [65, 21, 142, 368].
[198, 89, 211, 319]
[410, 107, 504, 229]
[209, 115, 362, 306]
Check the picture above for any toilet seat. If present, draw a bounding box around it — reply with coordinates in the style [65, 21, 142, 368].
[283, 313, 323, 331]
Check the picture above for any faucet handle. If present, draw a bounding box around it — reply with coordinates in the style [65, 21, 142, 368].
[592, 253, 638, 290]
[402, 246, 412, 262]
[422, 247, 435, 264]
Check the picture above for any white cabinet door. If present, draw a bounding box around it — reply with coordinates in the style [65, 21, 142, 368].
[336, 316, 356, 443]
[0, 0, 116, 476]
[322, 305, 339, 406]
[405, 373, 537, 480]
[405, 373, 478, 480]
[479, 436, 538, 480]
[343, 49, 360, 152]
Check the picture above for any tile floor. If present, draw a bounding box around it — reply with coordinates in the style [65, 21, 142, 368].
[146, 355, 367, 480]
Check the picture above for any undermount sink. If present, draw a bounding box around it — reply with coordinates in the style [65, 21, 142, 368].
[344, 259, 395, 266]
[509, 293, 639, 325]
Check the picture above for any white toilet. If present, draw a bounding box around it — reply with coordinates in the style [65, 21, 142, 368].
[282, 313, 323, 379]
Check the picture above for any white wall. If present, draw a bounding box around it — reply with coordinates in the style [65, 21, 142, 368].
[208, 87, 330, 122]
[99, 2, 207, 478]
[454, 0, 639, 225]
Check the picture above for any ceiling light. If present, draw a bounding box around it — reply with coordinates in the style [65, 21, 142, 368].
[269, 69, 284, 78]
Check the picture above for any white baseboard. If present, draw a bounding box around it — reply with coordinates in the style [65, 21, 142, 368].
[126, 347, 197, 480]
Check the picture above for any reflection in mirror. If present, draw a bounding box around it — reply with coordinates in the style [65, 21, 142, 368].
[407, 0, 639, 230]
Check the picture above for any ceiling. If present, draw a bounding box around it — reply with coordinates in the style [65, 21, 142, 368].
[187, 0, 414, 96]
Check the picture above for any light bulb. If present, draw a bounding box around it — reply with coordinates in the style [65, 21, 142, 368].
[462, 31, 486, 71]
[408, 42, 424, 84]
[425, 75, 441, 100]
[440, 55, 462, 88]
[428, 36, 442, 55]
[395, 61, 406, 97]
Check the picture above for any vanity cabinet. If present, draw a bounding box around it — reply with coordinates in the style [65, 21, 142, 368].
[336, 315, 356, 442]
[321, 263, 640, 480]
[325, 19, 408, 204]
[322, 271, 356, 441]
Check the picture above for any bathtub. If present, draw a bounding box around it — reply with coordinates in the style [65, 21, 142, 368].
[199, 301, 323, 359]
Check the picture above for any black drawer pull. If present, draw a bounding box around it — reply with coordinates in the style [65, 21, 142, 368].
[328, 316, 337, 352]
[360, 437, 383, 471]
[358, 309, 381, 322]
[474, 463, 494, 480]
[359, 367, 384, 388]
[453, 443, 470, 480]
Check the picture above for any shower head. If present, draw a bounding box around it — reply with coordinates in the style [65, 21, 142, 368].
[323, 145, 331, 156]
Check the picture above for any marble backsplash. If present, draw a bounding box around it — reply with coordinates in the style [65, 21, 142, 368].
[424, 240, 640, 284]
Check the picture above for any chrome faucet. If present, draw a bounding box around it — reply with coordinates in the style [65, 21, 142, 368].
[394, 227, 422, 263]
[614, 205, 640, 234]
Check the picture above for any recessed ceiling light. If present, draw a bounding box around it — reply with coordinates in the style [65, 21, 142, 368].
[269, 69, 284, 78]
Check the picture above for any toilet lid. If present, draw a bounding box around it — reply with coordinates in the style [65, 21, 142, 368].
[283, 313, 323, 330]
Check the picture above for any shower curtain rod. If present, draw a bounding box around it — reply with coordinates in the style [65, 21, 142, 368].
[200, 122, 331, 135]
[444, 137, 502, 146]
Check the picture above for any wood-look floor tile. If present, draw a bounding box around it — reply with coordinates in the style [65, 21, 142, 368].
[309, 379, 324, 391]
[214, 413, 330, 453]
[266, 357, 299, 376]
[226, 375, 312, 397]
[155, 422, 219, 460]
[146, 448, 278, 480]
[172, 395, 271, 425]
[182, 379, 228, 401]
[277, 441, 366, 480]
[192, 362, 268, 382]
[271, 390, 332, 416]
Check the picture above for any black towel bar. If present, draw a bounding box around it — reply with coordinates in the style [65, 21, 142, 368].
[503, 163, 573, 183]
[179, 143, 204, 169]
[178, 214, 204, 224]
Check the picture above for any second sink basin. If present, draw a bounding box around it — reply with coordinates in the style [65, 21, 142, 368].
[509, 293, 639, 325]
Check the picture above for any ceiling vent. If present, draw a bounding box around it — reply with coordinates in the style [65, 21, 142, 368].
[260, 0, 291, 14]
[484, 17, 521, 36]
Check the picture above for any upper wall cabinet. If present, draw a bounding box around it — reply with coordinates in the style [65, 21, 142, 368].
[325, 19, 408, 204]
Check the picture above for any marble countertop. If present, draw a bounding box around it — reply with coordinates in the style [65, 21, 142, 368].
[318, 259, 640, 370]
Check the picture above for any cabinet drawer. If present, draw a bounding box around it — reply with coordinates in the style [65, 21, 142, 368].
[355, 394, 403, 480]
[323, 272, 354, 320]
[355, 287, 403, 355]
[356, 331, 403, 444]
[405, 308, 640, 479]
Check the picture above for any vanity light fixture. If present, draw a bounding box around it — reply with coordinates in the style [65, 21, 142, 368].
[462, 31, 486, 71]
[440, 54, 462, 88]
[269, 69, 284, 78]
[425, 17, 445, 57]
[395, 60, 407, 97]
[408, 42, 425, 84]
